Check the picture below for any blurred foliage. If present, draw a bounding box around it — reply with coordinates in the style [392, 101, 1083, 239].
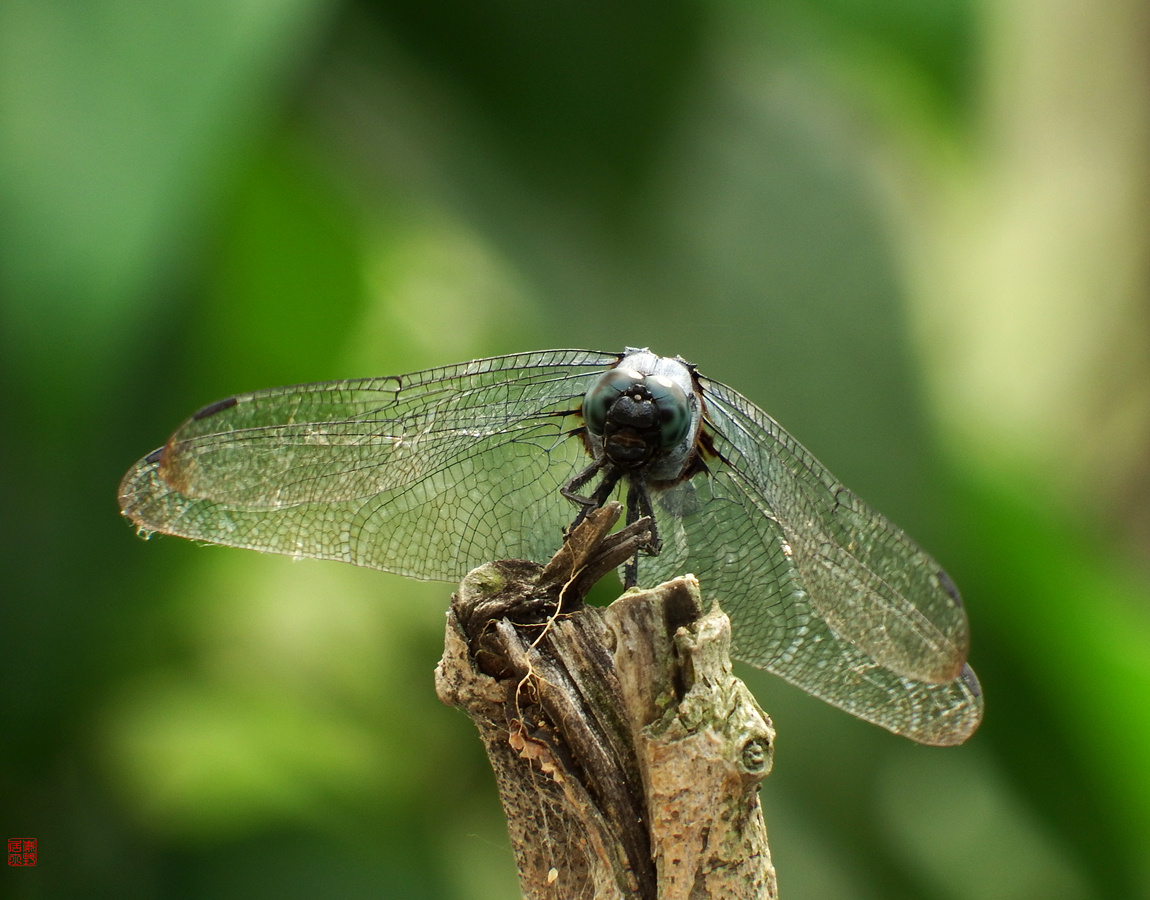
[2, 0, 1149, 898]
[359, 0, 706, 209]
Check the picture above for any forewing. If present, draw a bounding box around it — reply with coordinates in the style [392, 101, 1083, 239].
[119, 350, 619, 581]
[638, 377, 981, 745]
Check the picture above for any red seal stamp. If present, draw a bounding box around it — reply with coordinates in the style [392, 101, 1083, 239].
[8, 839, 36, 866]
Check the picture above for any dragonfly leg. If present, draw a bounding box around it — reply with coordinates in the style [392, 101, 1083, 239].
[623, 479, 661, 588]
[562, 461, 622, 531]
[561, 459, 604, 508]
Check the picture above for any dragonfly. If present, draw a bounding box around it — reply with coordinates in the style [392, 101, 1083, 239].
[119, 347, 982, 746]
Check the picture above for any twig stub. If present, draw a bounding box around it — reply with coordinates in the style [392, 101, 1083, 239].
[435, 511, 777, 899]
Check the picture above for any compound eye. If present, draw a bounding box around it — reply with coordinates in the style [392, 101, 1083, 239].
[645, 375, 691, 447]
[583, 368, 644, 435]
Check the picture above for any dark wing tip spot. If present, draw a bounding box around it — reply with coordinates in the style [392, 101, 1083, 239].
[960, 663, 982, 698]
[192, 396, 238, 421]
[936, 569, 963, 607]
[144, 447, 164, 464]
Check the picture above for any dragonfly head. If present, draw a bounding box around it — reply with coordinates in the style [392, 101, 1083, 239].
[583, 367, 692, 469]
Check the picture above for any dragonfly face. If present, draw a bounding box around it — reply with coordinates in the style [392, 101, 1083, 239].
[581, 350, 699, 475]
[120, 347, 982, 746]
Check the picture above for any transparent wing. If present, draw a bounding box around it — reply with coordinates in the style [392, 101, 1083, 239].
[119, 350, 620, 580]
[637, 376, 982, 746]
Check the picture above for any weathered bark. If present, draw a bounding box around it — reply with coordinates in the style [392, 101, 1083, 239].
[435, 502, 778, 899]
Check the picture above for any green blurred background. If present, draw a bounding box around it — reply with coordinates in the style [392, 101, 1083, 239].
[3, 0, 1150, 897]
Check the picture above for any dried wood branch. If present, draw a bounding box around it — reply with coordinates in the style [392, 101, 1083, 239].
[435, 502, 778, 899]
